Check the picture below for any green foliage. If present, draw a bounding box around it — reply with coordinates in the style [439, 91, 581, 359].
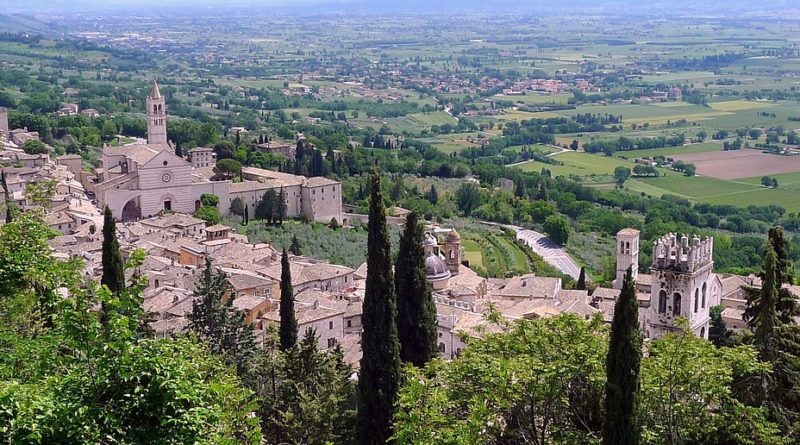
[289, 234, 303, 255]
[395, 212, 438, 367]
[455, 182, 481, 216]
[394, 314, 607, 444]
[0, 213, 261, 443]
[22, 139, 48, 154]
[602, 267, 642, 445]
[101, 206, 125, 295]
[357, 168, 401, 445]
[194, 205, 221, 225]
[200, 193, 220, 207]
[229, 196, 245, 219]
[251, 329, 356, 445]
[214, 158, 242, 179]
[188, 258, 256, 377]
[544, 214, 570, 245]
[279, 249, 297, 351]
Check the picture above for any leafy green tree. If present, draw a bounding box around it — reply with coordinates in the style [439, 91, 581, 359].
[279, 249, 297, 351]
[194, 205, 220, 225]
[603, 267, 642, 445]
[544, 214, 570, 245]
[189, 257, 256, 377]
[357, 167, 401, 445]
[614, 166, 631, 187]
[0, 216, 262, 443]
[395, 212, 438, 367]
[200, 193, 219, 207]
[394, 314, 606, 444]
[22, 139, 48, 154]
[214, 158, 242, 180]
[638, 327, 781, 445]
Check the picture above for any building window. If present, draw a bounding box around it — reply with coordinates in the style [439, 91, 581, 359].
[658, 290, 667, 314]
[694, 289, 699, 313]
[163, 200, 172, 211]
[347, 320, 352, 328]
[327, 338, 336, 348]
[673, 293, 682, 316]
[700, 326, 706, 338]
[329, 321, 333, 330]
[702, 283, 707, 308]
[438, 343, 446, 354]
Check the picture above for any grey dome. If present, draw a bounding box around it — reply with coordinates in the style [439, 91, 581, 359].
[425, 254, 452, 282]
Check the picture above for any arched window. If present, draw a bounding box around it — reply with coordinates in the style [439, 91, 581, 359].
[620, 242, 625, 254]
[658, 290, 667, 314]
[449, 250, 455, 259]
[700, 326, 706, 338]
[694, 289, 699, 312]
[625, 241, 630, 254]
[438, 343, 446, 354]
[153, 104, 158, 114]
[673, 293, 682, 316]
[702, 283, 707, 308]
[154, 279, 160, 288]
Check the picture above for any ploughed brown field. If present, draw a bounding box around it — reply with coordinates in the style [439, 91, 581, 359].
[671, 149, 800, 179]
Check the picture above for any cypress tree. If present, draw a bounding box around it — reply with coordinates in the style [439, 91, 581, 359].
[357, 167, 400, 445]
[395, 211, 438, 367]
[602, 266, 642, 445]
[279, 249, 297, 351]
[750, 245, 780, 364]
[101, 206, 125, 294]
[576, 267, 587, 290]
[1, 170, 13, 223]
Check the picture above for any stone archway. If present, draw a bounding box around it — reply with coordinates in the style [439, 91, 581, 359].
[121, 198, 141, 222]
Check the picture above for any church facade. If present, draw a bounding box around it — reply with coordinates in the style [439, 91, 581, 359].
[94, 81, 342, 223]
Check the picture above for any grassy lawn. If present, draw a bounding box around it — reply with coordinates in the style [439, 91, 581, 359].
[627, 173, 800, 212]
[708, 100, 776, 112]
[513, 152, 637, 177]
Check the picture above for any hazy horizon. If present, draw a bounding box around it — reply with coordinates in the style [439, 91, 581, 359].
[5, 0, 800, 15]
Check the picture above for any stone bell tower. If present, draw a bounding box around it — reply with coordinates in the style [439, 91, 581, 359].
[445, 229, 461, 275]
[613, 228, 640, 290]
[146, 79, 168, 146]
[648, 233, 715, 339]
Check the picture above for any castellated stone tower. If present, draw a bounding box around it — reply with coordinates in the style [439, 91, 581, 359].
[613, 228, 640, 289]
[146, 80, 168, 146]
[445, 229, 461, 275]
[647, 233, 714, 339]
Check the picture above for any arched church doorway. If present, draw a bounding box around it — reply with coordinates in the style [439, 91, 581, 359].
[121, 198, 141, 222]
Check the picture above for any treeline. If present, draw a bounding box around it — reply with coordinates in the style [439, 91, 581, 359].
[583, 134, 686, 154]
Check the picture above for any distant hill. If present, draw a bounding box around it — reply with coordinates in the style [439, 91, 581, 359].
[0, 14, 53, 33]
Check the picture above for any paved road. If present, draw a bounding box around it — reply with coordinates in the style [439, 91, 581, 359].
[507, 225, 582, 279]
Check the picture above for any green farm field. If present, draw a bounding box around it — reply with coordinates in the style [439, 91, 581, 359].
[513, 151, 638, 177]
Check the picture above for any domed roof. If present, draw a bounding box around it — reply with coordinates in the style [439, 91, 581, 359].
[425, 254, 452, 282]
[424, 232, 438, 246]
[446, 229, 460, 242]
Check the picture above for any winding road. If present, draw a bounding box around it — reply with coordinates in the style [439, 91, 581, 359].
[501, 224, 582, 279]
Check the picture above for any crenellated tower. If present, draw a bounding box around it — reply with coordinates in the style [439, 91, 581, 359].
[146, 80, 168, 146]
[647, 233, 715, 339]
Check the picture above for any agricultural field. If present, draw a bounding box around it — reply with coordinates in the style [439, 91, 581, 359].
[614, 142, 724, 159]
[513, 151, 638, 178]
[671, 149, 800, 180]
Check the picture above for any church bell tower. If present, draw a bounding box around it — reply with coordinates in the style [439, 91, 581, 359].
[146, 80, 168, 146]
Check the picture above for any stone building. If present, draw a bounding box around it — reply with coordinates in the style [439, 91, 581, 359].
[94, 80, 342, 224]
[613, 229, 723, 340]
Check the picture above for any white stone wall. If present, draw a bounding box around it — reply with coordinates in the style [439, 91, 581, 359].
[225, 184, 302, 218]
[302, 314, 344, 350]
[301, 183, 342, 223]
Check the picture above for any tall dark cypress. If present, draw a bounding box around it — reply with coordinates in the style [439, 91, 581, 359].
[279, 249, 298, 351]
[357, 167, 401, 445]
[602, 266, 642, 445]
[1, 170, 12, 223]
[395, 211, 437, 367]
[101, 206, 125, 294]
[576, 267, 587, 290]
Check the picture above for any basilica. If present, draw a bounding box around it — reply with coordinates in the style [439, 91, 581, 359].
[94, 81, 342, 223]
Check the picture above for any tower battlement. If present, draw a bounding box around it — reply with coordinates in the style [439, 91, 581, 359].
[651, 233, 713, 273]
